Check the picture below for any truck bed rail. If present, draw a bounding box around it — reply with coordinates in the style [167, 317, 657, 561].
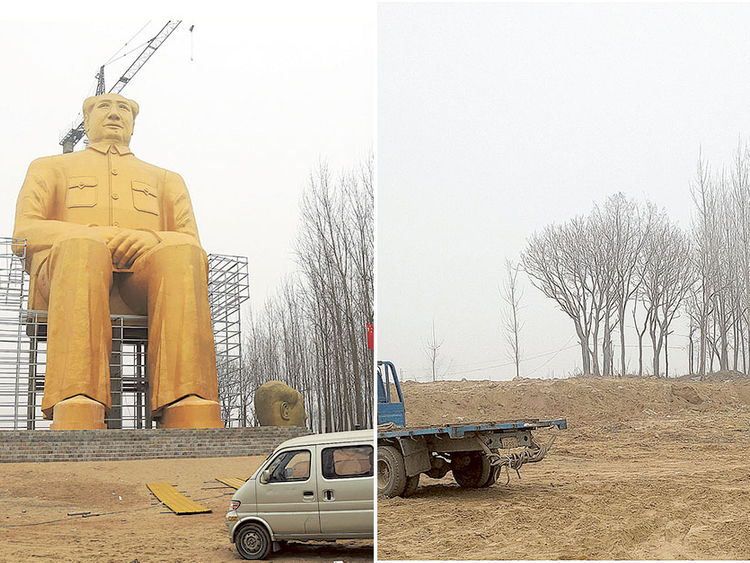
[378, 418, 567, 439]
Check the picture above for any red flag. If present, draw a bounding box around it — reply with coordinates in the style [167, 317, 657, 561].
[366, 323, 374, 350]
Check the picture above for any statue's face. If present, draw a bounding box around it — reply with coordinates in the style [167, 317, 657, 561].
[85, 95, 135, 145]
[283, 391, 307, 427]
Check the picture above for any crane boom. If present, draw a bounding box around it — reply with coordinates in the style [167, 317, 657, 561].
[59, 20, 182, 153]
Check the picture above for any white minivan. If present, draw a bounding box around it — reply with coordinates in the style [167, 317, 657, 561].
[226, 429, 374, 560]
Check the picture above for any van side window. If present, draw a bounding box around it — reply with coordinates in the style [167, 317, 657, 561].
[266, 449, 311, 483]
[321, 445, 374, 479]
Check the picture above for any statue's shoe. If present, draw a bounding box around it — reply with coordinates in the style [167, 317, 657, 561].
[50, 395, 107, 430]
[158, 395, 223, 429]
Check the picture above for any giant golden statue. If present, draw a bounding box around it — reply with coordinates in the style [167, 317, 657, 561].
[13, 94, 222, 430]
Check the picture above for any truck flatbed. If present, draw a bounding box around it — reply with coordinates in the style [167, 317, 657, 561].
[378, 418, 567, 439]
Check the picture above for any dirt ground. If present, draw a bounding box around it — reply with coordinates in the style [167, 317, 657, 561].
[0, 455, 373, 562]
[378, 375, 750, 560]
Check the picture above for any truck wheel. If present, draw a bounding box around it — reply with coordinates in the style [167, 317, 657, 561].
[480, 465, 501, 488]
[403, 474, 420, 497]
[452, 452, 491, 488]
[235, 522, 272, 560]
[378, 445, 407, 497]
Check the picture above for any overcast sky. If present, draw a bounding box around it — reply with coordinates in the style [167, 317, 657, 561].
[0, 5, 374, 316]
[377, 3, 750, 382]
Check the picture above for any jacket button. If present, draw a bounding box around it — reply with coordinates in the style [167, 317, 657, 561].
[78, 181, 85, 188]
[113, 221, 120, 227]
[112, 193, 119, 200]
[111, 169, 118, 175]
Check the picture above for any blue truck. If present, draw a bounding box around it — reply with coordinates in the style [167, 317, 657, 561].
[377, 360, 567, 497]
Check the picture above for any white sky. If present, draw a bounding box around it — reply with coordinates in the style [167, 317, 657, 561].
[0, 5, 374, 316]
[377, 3, 750, 382]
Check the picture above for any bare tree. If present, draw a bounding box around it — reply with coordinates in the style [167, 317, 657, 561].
[591, 194, 653, 376]
[689, 153, 722, 376]
[523, 217, 596, 375]
[729, 140, 750, 374]
[638, 212, 694, 376]
[423, 319, 445, 382]
[631, 289, 652, 376]
[500, 259, 524, 378]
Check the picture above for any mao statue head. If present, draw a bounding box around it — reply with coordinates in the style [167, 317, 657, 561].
[83, 93, 140, 145]
[254, 381, 307, 427]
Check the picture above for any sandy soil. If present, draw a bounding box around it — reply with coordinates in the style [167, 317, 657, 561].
[378, 375, 750, 560]
[0, 456, 372, 562]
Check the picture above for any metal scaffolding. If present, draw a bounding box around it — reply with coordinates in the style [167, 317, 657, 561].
[208, 253, 250, 427]
[0, 238, 249, 430]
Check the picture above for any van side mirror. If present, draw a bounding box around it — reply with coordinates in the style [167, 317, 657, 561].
[260, 469, 271, 484]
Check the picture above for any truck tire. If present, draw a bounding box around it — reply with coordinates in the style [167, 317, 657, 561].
[378, 445, 407, 497]
[452, 451, 491, 488]
[403, 474, 420, 497]
[480, 464, 501, 488]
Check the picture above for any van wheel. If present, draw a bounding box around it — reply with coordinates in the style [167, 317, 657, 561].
[236, 522, 272, 560]
[378, 445, 407, 497]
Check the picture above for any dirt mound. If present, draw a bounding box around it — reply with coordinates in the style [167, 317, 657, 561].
[379, 376, 750, 560]
[677, 369, 750, 382]
[400, 376, 750, 427]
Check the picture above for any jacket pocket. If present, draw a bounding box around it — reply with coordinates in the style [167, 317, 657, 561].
[132, 181, 159, 216]
[66, 176, 98, 208]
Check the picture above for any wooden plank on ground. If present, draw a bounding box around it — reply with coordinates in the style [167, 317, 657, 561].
[215, 477, 247, 490]
[146, 482, 211, 515]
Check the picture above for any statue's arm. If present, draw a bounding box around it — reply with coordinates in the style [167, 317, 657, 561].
[153, 170, 202, 246]
[12, 159, 85, 258]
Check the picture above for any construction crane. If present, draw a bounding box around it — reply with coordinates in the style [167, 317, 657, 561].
[59, 20, 182, 154]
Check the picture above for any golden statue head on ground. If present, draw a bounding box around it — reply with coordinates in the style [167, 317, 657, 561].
[83, 94, 139, 145]
[255, 381, 307, 427]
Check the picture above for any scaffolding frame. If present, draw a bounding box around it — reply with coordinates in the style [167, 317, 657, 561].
[0, 238, 248, 430]
[208, 253, 250, 427]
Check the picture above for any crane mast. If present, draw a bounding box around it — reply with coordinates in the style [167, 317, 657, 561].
[59, 20, 182, 153]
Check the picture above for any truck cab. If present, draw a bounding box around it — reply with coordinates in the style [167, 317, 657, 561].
[377, 360, 405, 426]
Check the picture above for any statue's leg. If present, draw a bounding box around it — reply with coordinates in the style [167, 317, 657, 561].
[38, 235, 113, 429]
[119, 237, 222, 428]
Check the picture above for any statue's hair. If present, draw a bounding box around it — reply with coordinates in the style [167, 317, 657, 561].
[82, 94, 140, 129]
[254, 381, 301, 424]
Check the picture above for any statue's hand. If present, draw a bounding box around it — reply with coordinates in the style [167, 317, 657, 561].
[86, 225, 121, 245]
[107, 229, 159, 269]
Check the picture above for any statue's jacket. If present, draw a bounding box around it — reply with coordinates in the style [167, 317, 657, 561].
[13, 141, 201, 276]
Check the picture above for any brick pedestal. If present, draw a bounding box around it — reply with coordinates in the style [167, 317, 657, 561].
[0, 426, 311, 463]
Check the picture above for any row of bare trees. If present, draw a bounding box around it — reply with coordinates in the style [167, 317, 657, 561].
[220, 155, 373, 431]
[521, 193, 690, 377]
[688, 145, 750, 375]
[521, 144, 750, 377]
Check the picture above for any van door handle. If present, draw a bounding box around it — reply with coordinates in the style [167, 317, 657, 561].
[323, 489, 334, 501]
[303, 490, 315, 499]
